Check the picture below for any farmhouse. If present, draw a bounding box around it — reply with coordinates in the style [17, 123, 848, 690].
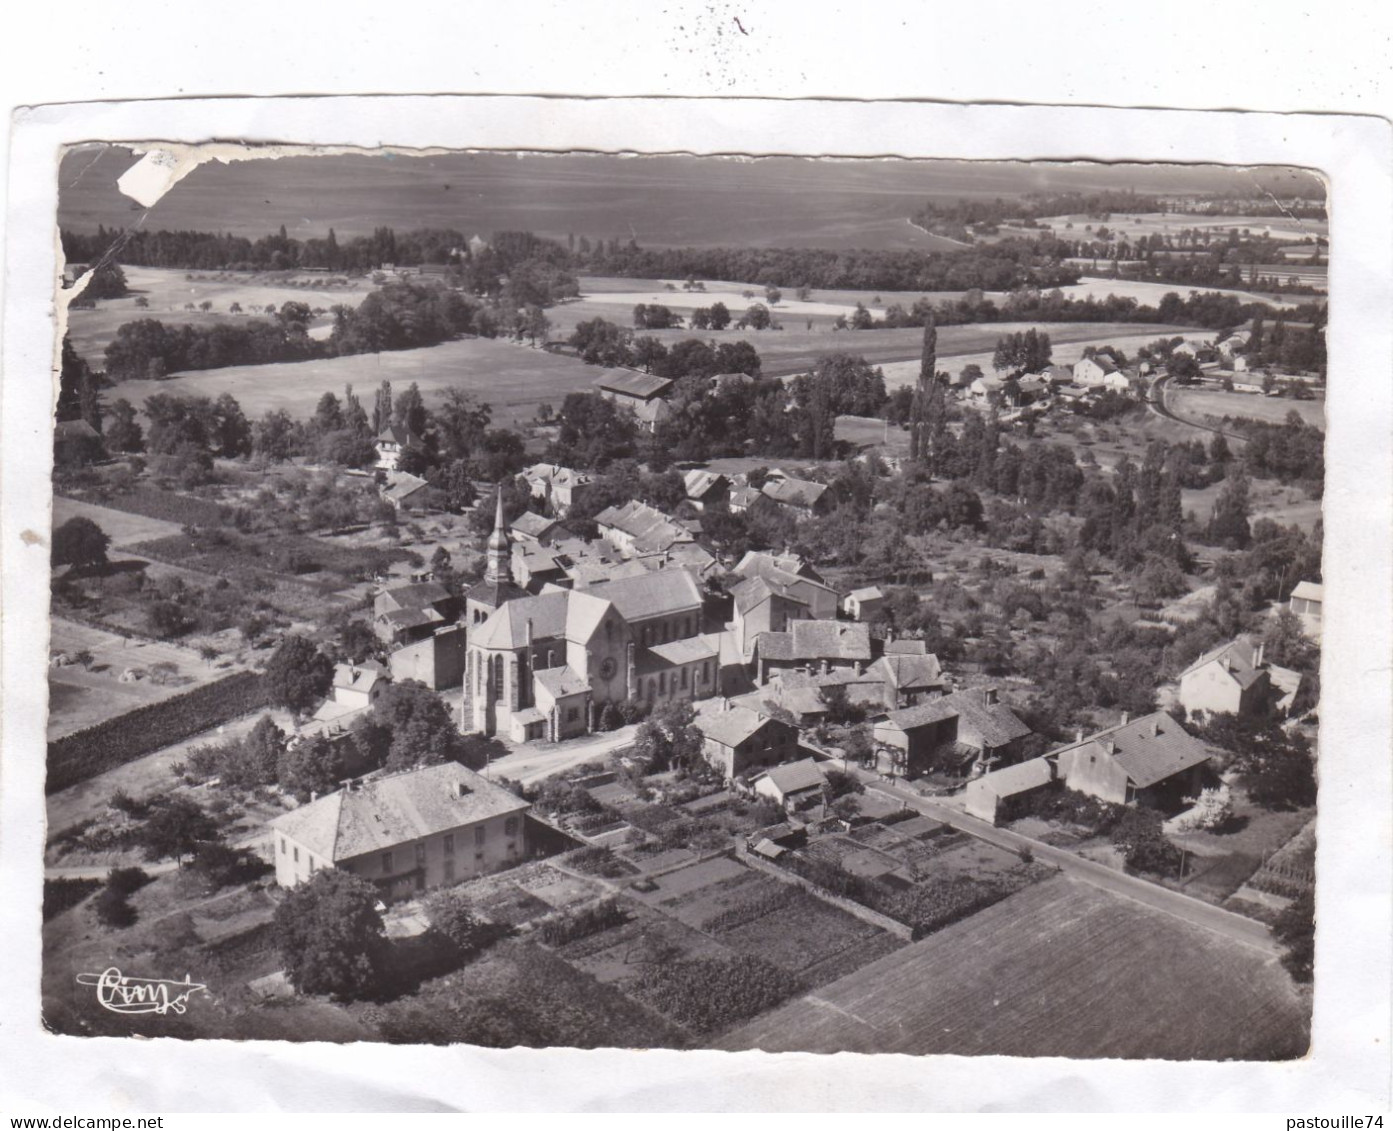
[595, 370, 674, 432]
[1073, 355, 1131, 392]
[968, 374, 1006, 404]
[694, 702, 800, 780]
[510, 511, 562, 546]
[1053, 712, 1210, 808]
[755, 619, 872, 683]
[752, 758, 828, 812]
[760, 472, 831, 519]
[388, 623, 468, 690]
[873, 688, 1031, 779]
[867, 650, 945, 707]
[1177, 637, 1282, 718]
[843, 586, 885, 621]
[53, 418, 103, 466]
[683, 469, 730, 511]
[381, 470, 431, 512]
[521, 463, 593, 517]
[964, 757, 1055, 825]
[374, 579, 458, 646]
[1288, 580, 1323, 639]
[268, 763, 530, 901]
[374, 422, 418, 471]
[594, 500, 695, 557]
[329, 661, 388, 711]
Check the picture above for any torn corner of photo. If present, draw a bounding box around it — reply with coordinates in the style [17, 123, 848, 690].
[115, 147, 206, 209]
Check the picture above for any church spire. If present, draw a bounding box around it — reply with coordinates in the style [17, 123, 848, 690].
[485, 489, 509, 584]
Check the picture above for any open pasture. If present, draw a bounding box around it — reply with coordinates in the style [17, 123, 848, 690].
[46, 617, 245, 739]
[1169, 385, 1325, 429]
[65, 266, 370, 366]
[1054, 275, 1303, 311]
[716, 876, 1309, 1059]
[1034, 211, 1327, 245]
[107, 335, 597, 431]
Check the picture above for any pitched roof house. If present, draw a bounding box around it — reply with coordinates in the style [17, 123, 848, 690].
[521, 463, 593, 516]
[1288, 580, 1323, 639]
[694, 702, 801, 780]
[756, 619, 872, 681]
[752, 758, 828, 811]
[1177, 637, 1272, 719]
[375, 422, 419, 471]
[682, 469, 730, 511]
[761, 474, 831, 518]
[873, 687, 1031, 779]
[1053, 711, 1210, 807]
[594, 500, 694, 556]
[268, 763, 530, 901]
[373, 579, 458, 645]
[510, 511, 562, 545]
[964, 757, 1055, 824]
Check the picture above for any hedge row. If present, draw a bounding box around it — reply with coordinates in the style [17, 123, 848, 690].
[46, 670, 269, 793]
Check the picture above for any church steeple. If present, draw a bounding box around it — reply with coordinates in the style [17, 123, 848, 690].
[485, 490, 509, 584]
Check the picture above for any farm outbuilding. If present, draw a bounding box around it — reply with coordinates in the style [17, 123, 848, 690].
[964, 757, 1055, 825]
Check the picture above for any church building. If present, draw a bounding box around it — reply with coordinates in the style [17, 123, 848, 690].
[465, 498, 718, 741]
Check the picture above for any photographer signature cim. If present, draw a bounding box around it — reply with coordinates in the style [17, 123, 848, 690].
[76, 968, 208, 1015]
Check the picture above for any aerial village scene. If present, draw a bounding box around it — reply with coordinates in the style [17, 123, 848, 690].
[43, 149, 1325, 1058]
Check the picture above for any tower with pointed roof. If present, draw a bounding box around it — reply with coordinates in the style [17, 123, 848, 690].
[486, 490, 509, 584]
[465, 490, 525, 631]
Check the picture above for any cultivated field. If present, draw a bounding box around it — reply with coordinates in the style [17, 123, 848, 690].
[46, 617, 246, 740]
[51, 495, 185, 547]
[106, 336, 597, 431]
[1054, 275, 1303, 311]
[716, 875, 1309, 1059]
[1169, 386, 1325, 429]
[874, 322, 1201, 388]
[65, 266, 372, 366]
[1034, 212, 1328, 246]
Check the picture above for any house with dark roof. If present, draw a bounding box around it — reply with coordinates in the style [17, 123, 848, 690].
[1178, 637, 1280, 718]
[596, 370, 674, 432]
[682, 469, 730, 511]
[373, 579, 459, 645]
[1054, 712, 1211, 807]
[53, 418, 104, 466]
[374, 421, 419, 471]
[866, 651, 944, 707]
[594, 500, 694, 557]
[268, 763, 530, 901]
[873, 687, 1032, 779]
[510, 511, 562, 546]
[755, 619, 872, 683]
[761, 473, 831, 519]
[693, 702, 800, 780]
[381, 470, 431, 512]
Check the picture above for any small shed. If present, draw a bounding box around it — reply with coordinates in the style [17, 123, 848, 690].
[964, 757, 1055, 825]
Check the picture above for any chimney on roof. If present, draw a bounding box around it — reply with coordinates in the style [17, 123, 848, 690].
[1152, 718, 1162, 737]
[721, 697, 730, 712]
[1253, 640, 1265, 668]
[310, 790, 318, 802]
[454, 780, 470, 799]
[1119, 710, 1129, 726]
[1075, 727, 1085, 743]
[983, 687, 999, 706]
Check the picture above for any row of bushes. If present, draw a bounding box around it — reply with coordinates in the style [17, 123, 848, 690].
[632, 955, 800, 1034]
[63, 485, 229, 528]
[537, 898, 628, 947]
[700, 886, 798, 934]
[46, 671, 269, 793]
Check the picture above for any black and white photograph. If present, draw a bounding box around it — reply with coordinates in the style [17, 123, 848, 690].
[37, 143, 1328, 1058]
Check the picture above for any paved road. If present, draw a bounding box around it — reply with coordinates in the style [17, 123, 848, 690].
[485, 725, 637, 786]
[861, 776, 1278, 955]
